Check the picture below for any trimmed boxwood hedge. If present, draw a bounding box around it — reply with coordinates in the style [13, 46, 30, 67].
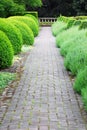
[0, 30, 13, 69]
[74, 66, 87, 94]
[24, 11, 38, 19]
[9, 16, 39, 37]
[7, 19, 34, 45]
[64, 45, 87, 75]
[75, 16, 87, 20]
[24, 14, 39, 26]
[0, 18, 23, 55]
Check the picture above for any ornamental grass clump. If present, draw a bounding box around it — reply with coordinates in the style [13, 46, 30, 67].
[7, 19, 34, 45]
[0, 30, 13, 69]
[82, 87, 87, 111]
[60, 29, 87, 57]
[56, 26, 78, 48]
[66, 19, 75, 29]
[52, 21, 66, 36]
[9, 16, 39, 37]
[73, 20, 81, 26]
[74, 66, 87, 94]
[64, 45, 87, 75]
[0, 18, 23, 55]
[58, 16, 69, 23]
[0, 72, 16, 89]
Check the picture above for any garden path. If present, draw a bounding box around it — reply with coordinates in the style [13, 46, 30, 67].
[0, 27, 87, 130]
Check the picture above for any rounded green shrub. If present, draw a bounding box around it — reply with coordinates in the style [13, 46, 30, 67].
[79, 21, 87, 30]
[0, 30, 13, 69]
[81, 87, 87, 111]
[64, 45, 87, 75]
[24, 14, 39, 26]
[0, 18, 23, 55]
[9, 16, 39, 37]
[7, 19, 34, 45]
[74, 66, 87, 94]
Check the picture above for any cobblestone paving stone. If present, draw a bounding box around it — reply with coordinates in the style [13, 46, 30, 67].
[0, 27, 87, 130]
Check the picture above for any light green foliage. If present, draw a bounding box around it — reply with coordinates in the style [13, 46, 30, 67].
[66, 19, 75, 29]
[0, 18, 23, 54]
[24, 14, 39, 26]
[22, 45, 33, 53]
[9, 16, 39, 37]
[64, 45, 87, 75]
[7, 18, 34, 45]
[60, 29, 87, 56]
[56, 27, 79, 48]
[57, 16, 69, 23]
[82, 87, 87, 110]
[79, 20, 87, 30]
[73, 20, 81, 26]
[0, 72, 16, 89]
[52, 16, 87, 111]
[0, 30, 13, 69]
[52, 21, 66, 36]
[74, 67, 87, 94]
[75, 16, 87, 20]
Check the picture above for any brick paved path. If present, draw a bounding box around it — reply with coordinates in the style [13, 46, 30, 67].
[0, 27, 87, 130]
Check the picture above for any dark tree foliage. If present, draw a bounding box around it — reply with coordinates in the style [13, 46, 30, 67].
[73, 0, 87, 15]
[0, 0, 25, 17]
[0, 0, 42, 17]
[14, 0, 42, 8]
[37, 0, 87, 17]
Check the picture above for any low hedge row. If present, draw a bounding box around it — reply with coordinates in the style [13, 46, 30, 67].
[52, 15, 87, 111]
[24, 11, 38, 19]
[8, 16, 39, 37]
[0, 15, 39, 69]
